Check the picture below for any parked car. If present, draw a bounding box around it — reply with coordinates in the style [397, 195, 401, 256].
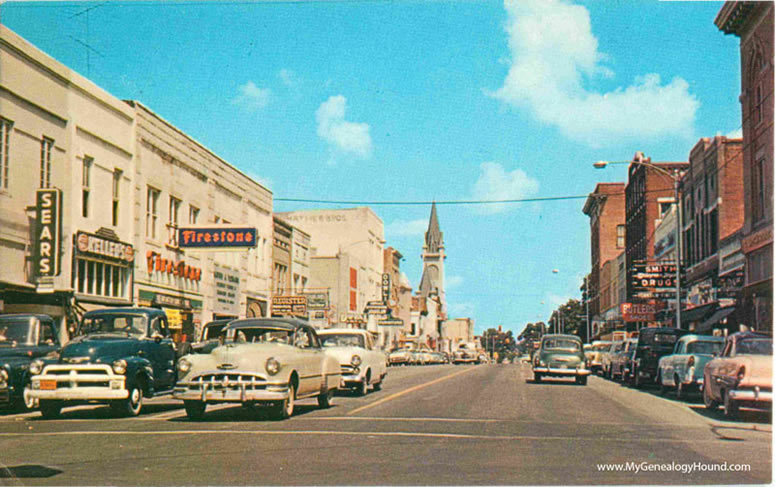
[703, 332, 772, 419]
[29, 307, 177, 418]
[628, 327, 689, 388]
[608, 339, 637, 382]
[388, 347, 412, 366]
[532, 334, 590, 385]
[318, 328, 387, 395]
[191, 319, 232, 354]
[452, 343, 480, 364]
[587, 341, 611, 375]
[657, 334, 724, 398]
[601, 341, 622, 378]
[173, 318, 340, 420]
[0, 314, 61, 412]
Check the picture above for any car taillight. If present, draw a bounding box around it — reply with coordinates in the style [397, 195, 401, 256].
[687, 355, 695, 367]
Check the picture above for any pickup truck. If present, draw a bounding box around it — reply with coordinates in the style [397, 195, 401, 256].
[29, 307, 178, 418]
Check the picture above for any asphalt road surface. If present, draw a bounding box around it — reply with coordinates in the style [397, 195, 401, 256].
[0, 363, 771, 485]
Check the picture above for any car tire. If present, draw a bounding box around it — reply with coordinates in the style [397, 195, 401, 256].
[533, 373, 542, 383]
[576, 375, 587, 386]
[271, 383, 295, 420]
[356, 376, 368, 396]
[703, 381, 719, 411]
[14, 381, 36, 412]
[184, 400, 207, 420]
[317, 388, 334, 409]
[632, 369, 642, 389]
[112, 382, 144, 417]
[373, 375, 383, 391]
[657, 372, 667, 395]
[38, 400, 62, 419]
[675, 375, 684, 400]
[723, 389, 740, 419]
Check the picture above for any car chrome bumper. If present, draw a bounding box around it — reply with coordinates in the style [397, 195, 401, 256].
[30, 364, 128, 401]
[729, 387, 773, 403]
[29, 388, 129, 401]
[533, 367, 591, 376]
[340, 374, 365, 388]
[173, 381, 290, 403]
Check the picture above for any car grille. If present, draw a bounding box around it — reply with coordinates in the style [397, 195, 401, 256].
[43, 366, 112, 389]
[185, 373, 268, 391]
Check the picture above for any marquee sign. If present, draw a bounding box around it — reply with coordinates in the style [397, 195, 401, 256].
[76, 231, 135, 263]
[178, 227, 257, 249]
[621, 303, 661, 322]
[35, 189, 62, 278]
[272, 296, 307, 316]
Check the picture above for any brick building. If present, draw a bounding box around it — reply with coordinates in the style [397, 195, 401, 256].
[716, 2, 774, 333]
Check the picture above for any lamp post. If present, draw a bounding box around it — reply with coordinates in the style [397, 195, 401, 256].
[593, 159, 684, 330]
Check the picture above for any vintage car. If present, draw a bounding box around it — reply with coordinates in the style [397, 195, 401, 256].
[29, 307, 177, 419]
[601, 342, 621, 378]
[173, 318, 340, 420]
[587, 341, 611, 375]
[657, 334, 724, 398]
[532, 334, 590, 385]
[388, 347, 412, 366]
[191, 319, 232, 354]
[318, 328, 387, 395]
[0, 314, 61, 411]
[628, 327, 688, 388]
[703, 332, 772, 419]
[608, 339, 637, 381]
[452, 343, 480, 364]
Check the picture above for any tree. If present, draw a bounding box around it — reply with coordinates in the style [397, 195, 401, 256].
[548, 299, 586, 340]
[481, 327, 517, 363]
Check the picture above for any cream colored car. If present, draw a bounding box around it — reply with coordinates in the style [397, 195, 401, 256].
[318, 328, 387, 396]
[173, 318, 341, 420]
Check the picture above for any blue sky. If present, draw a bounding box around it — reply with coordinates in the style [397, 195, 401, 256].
[2, 0, 742, 336]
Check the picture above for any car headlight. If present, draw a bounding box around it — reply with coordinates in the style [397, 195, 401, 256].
[177, 358, 191, 374]
[351, 355, 362, 367]
[112, 359, 128, 375]
[0, 368, 8, 384]
[266, 357, 281, 376]
[29, 360, 44, 376]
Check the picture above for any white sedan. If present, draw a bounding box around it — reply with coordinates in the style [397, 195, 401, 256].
[318, 328, 387, 396]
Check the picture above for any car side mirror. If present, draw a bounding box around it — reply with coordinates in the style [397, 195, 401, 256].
[151, 332, 163, 343]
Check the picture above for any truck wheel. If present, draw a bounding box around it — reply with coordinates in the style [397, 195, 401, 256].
[39, 400, 62, 419]
[576, 375, 587, 386]
[112, 383, 143, 417]
[533, 373, 542, 383]
[184, 400, 207, 420]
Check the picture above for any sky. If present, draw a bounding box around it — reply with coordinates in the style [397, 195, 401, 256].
[1, 0, 743, 337]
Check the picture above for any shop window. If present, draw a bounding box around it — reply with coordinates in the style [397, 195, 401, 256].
[40, 137, 53, 188]
[73, 257, 132, 300]
[146, 187, 160, 239]
[0, 117, 11, 190]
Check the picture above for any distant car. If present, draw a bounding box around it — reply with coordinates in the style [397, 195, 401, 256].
[609, 339, 637, 382]
[657, 334, 724, 398]
[452, 343, 479, 364]
[601, 341, 623, 378]
[318, 328, 387, 395]
[29, 307, 177, 418]
[703, 332, 772, 419]
[173, 318, 340, 420]
[532, 334, 590, 385]
[628, 327, 688, 388]
[191, 319, 232, 354]
[587, 341, 611, 374]
[0, 314, 61, 412]
[388, 347, 412, 366]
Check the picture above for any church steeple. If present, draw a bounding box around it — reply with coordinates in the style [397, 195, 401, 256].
[419, 202, 446, 313]
[424, 201, 444, 254]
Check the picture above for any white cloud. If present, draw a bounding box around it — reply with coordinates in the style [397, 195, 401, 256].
[490, 0, 699, 146]
[316, 95, 373, 158]
[449, 302, 475, 318]
[278, 68, 298, 87]
[725, 128, 743, 139]
[232, 81, 271, 111]
[386, 218, 427, 237]
[447, 275, 464, 289]
[471, 162, 540, 214]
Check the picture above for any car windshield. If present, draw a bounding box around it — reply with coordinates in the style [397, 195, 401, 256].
[227, 327, 292, 344]
[686, 340, 723, 355]
[320, 333, 365, 348]
[651, 333, 679, 346]
[0, 318, 33, 346]
[79, 314, 147, 338]
[543, 338, 580, 351]
[736, 338, 773, 356]
[201, 323, 227, 341]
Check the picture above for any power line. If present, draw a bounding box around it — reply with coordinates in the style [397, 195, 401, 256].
[275, 195, 590, 206]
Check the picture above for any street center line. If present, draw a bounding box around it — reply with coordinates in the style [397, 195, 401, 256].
[347, 366, 479, 416]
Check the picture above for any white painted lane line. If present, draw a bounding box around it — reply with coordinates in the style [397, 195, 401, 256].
[0, 429, 761, 444]
[347, 366, 479, 416]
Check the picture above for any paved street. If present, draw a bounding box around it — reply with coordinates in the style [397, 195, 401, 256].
[0, 363, 770, 486]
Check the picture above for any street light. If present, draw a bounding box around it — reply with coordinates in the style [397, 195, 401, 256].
[594, 158, 684, 330]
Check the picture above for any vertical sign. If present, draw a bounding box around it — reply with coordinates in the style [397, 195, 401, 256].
[35, 188, 62, 278]
[381, 273, 391, 303]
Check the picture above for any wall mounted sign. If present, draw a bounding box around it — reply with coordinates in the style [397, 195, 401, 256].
[146, 251, 202, 281]
[76, 231, 134, 263]
[35, 189, 62, 278]
[178, 227, 257, 249]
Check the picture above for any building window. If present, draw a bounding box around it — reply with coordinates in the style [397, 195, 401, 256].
[616, 225, 625, 249]
[168, 196, 181, 246]
[189, 205, 199, 225]
[112, 170, 122, 226]
[753, 156, 766, 224]
[146, 187, 160, 239]
[0, 118, 11, 189]
[40, 137, 53, 188]
[74, 257, 131, 300]
[81, 157, 92, 218]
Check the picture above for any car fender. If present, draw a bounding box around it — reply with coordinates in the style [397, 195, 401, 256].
[124, 357, 154, 393]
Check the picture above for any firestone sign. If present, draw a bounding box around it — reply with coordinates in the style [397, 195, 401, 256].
[178, 227, 257, 249]
[35, 189, 62, 278]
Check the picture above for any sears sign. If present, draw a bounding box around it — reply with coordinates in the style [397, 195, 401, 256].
[35, 189, 62, 277]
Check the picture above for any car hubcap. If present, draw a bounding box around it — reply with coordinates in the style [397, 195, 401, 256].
[286, 387, 295, 416]
[131, 388, 141, 408]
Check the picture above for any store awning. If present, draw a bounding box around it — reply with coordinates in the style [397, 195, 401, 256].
[697, 307, 736, 333]
[680, 302, 717, 323]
